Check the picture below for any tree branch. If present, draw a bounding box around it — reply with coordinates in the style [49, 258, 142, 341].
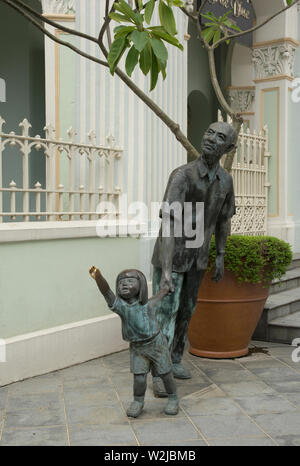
[212, 0, 300, 49]
[97, 36, 200, 160]
[4, 0, 99, 44]
[207, 47, 239, 119]
[198, 0, 209, 16]
[105, 0, 112, 48]
[1, 0, 109, 68]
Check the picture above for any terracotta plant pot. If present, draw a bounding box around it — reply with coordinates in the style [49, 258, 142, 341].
[188, 269, 270, 359]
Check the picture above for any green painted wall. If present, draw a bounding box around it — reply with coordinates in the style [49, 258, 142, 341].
[262, 89, 279, 218]
[0, 0, 45, 219]
[0, 236, 141, 338]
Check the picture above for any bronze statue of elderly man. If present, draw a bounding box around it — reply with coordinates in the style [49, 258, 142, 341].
[151, 121, 237, 396]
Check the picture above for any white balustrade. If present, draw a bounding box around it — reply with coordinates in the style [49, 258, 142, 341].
[218, 111, 271, 236]
[0, 117, 123, 222]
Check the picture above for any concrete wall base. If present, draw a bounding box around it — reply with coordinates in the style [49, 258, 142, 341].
[0, 314, 128, 387]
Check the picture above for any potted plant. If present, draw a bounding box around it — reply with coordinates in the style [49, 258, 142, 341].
[188, 235, 293, 359]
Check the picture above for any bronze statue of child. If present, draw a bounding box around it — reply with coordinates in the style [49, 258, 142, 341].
[89, 266, 179, 418]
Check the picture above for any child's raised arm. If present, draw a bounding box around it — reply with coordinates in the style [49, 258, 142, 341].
[148, 287, 169, 312]
[89, 266, 115, 308]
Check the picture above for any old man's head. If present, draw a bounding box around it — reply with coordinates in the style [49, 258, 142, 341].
[201, 122, 237, 167]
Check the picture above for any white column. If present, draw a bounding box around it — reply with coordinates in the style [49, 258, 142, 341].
[252, 38, 299, 247]
[250, 1, 299, 249]
[41, 0, 76, 129]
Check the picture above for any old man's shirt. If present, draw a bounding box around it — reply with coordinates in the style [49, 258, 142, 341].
[151, 157, 236, 273]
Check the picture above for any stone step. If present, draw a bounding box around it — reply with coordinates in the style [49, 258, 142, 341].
[253, 254, 300, 343]
[270, 267, 300, 295]
[265, 287, 300, 321]
[253, 287, 300, 342]
[268, 310, 300, 344]
[287, 253, 300, 271]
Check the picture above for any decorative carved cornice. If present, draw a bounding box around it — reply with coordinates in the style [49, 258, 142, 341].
[41, 0, 75, 15]
[227, 87, 255, 113]
[252, 39, 298, 81]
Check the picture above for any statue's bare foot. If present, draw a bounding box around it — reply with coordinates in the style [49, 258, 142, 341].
[172, 363, 191, 379]
[165, 394, 179, 416]
[126, 400, 144, 418]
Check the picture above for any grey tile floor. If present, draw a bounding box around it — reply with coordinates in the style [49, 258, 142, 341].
[1, 340, 300, 446]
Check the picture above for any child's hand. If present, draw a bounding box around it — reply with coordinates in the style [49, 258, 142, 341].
[89, 266, 100, 280]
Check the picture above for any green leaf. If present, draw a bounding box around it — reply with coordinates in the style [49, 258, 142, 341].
[159, 0, 177, 36]
[114, 25, 136, 38]
[157, 57, 167, 80]
[145, 0, 155, 25]
[150, 37, 168, 66]
[130, 30, 149, 52]
[125, 45, 139, 77]
[109, 12, 133, 23]
[150, 49, 159, 91]
[117, 0, 143, 26]
[202, 27, 216, 45]
[150, 27, 184, 50]
[114, 25, 136, 34]
[213, 29, 221, 44]
[107, 36, 127, 75]
[171, 0, 184, 6]
[139, 42, 152, 75]
[287, 0, 295, 5]
[201, 12, 218, 24]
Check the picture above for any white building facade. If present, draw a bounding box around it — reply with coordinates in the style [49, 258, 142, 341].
[1, 0, 300, 385]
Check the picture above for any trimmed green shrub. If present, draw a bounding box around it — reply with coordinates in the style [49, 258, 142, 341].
[208, 235, 293, 285]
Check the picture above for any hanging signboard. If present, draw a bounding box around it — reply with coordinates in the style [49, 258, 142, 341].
[198, 0, 256, 47]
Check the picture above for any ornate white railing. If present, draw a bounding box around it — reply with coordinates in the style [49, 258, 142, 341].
[218, 111, 271, 236]
[0, 117, 123, 222]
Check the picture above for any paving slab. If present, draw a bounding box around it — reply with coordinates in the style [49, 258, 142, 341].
[275, 435, 300, 446]
[66, 402, 126, 425]
[266, 380, 300, 394]
[218, 380, 274, 398]
[246, 365, 300, 383]
[233, 394, 296, 415]
[209, 436, 277, 446]
[0, 387, 8, 410]
[140, 439, 208, 446]
[68, 423, 137, 446]
[181, 394, 242, 417]
[252, 412, 300, 437]
[63, 383, 119, 407]
[0, 426, 68, 446]
[240, 357, 289, 370]
[2, 340, 300, 446]
[202, 368, 257, 384]
[191, 413, 265, 440]
[8, 374, 62, 395]
[130, 418, 201, 445]
[4, 405, 66, 428]
[5, 391, 64, 413]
